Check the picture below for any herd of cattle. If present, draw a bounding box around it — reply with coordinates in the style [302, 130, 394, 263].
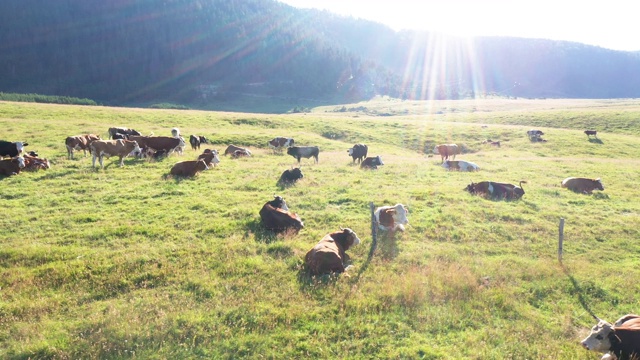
[1, 125, 629, 357]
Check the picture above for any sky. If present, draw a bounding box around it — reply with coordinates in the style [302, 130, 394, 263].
[278, 0, 639, 52]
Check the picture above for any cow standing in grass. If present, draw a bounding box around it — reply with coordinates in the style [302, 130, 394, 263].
[90, 140, 141, 169]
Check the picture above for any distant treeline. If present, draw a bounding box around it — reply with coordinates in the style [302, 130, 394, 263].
[0, 92, 97, 106]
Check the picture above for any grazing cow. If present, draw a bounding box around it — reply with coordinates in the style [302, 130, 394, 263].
[108, 127, 141, 139]
[197, 149, 220, 168]
[169, 159, 209, 177]
[278, 168, 303, 185]
[189, 135, 210, 150]
[90, 140, 141, 169]
[581, 315, 640, 360]
[433, 144, 460, 163]
[442, 160, 479, 172]
[23, 153, 50, 171]
[0, 156, 25, 176]
[129, 135, 185, 156]
[360, 156, 384, 169]
[287, 146, 319, 164]
[585, 130, 598, 138]
[527, 129, 544, 140]
[305, 228, 361, 275]
[0, 141, 28, 158]
[65, 134, 101, 159]
[561, 177, 604, 194]
[465, 181, 526, 200]
[268, 137, 294, 151]
[259, 196, 304, 234]
[374, 204, 409, 232]
[224, 144, 252, 156]
[348, 144, 368, 163]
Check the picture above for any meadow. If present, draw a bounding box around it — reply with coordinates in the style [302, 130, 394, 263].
[1, 98, 640, 359]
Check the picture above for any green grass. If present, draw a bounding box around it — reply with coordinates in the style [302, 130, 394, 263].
[1, 99, 640, 359]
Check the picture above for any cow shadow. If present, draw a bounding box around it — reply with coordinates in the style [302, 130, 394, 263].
[35, 169, 76, 181]
[244, 218, 279, 244]
[588, 138, 604, 144]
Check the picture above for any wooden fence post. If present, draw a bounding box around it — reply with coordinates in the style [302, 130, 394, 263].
[370, 202, 377, 257]
[558, 218, 565, 262]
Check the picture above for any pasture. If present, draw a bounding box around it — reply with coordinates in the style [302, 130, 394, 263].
[1, 98, 640, 359]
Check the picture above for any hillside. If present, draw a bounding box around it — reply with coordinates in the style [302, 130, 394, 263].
[1, 0, 640, 110]
[1, 99, 639, 358]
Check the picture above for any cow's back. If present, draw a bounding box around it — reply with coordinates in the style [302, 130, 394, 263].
[305, 237, 345, 275]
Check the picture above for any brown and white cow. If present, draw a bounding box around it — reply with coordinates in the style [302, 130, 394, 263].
[562, 177, 604, 194]
[259, 196, 304, 234]
[287, 146, 319, 164]
[224, 144, 252, 156]
[442, 160, 479, 172]
[90, 140, 141, 169]
[65, 134, 101, 159]
[374, 204, 409, 232]
[129, 135, 185, 156]
[0, 156, 25, 176]
[231, 149, 251, 158]
[465, 181, 526, 200]
[268, 137, 294, 151]
[197, 149, 221, 168]
[305, 228, 361, 275]
[169, 159, 209, 177]
[581, 314, 640, 360]
[433, 144, 460, 163]
[23, 153, 50, 171]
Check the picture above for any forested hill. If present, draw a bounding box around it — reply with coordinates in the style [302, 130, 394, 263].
[2, 0, 640, 107]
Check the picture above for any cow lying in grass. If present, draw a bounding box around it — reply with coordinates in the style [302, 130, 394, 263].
[562, 177, 604, 194]
[581, 314, 640, 360]
[0, 156, 25, 176]
[465, 181, 526, 200]
[169, 159, 209, 177]
[259, 196, 304, 234]
[374, 204, 409, 232]
[305, 228, 361, 275]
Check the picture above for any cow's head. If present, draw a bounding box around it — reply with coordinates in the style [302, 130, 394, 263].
[373, 156, 384, 166]
[269, 196, 288, 211]
[200, 136, 210, 144]
[391, 204, 409, 229]
[594, 178, 604, 191]
[15, 156, 26, 168]
[15, 142, 28, 153]
[347, 148, 354, 156]
[581, 319, 615, 353]
[339, 227, 361, 250]
[433, 145, 440, 154]
[465, 182, 476, 193]
[171, 128, 180, 137]
[289, 168, 303, 179]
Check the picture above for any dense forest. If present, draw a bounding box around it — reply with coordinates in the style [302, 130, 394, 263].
[1, 0, 640, 107]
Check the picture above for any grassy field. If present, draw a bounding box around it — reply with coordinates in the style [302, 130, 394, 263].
[1, 98, 639, 359]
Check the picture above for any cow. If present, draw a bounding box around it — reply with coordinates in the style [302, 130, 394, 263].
[287, 146, 319, 164]
[0, 156, 25, 176]
[128, 135, 185, 156]
[224, 144, 252, 156]
[268, 137, 294, 151]
[465, 181, 526, 200]
[111, 133, 129, 140]
[442, 160, 479, 172]
[562, 177, 604, 194]
[189, 135, 210, 150]
[581, 315, 640, 360]
[585, 130, 598, 138]
[278, 168, 303, 185]
[348, 144, 368, 163]
[374, 204, 409, 232]
[527, 129, 544, 140]
[65, 134, 101, 159]
[0, 141, 28, 159]
[231, 149, 251, 158]
[360, 156, 384, 169]
[482, 139, 501, 147]
[169, 159, 209, 177]
[23, 153, 50, 171]
[305, 228, 361, 275]
[433, 144, 460, 163]
[259, 196, 304, 234]
[197, 149, 220, 168]
[108, 127, 141, 139]
[90, 139, 141, 169]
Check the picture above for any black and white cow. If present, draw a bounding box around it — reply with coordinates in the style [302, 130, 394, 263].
[360, 156, 384, 169]
[278, 168, 304, 185]
[0, 141, 28, 158]
[348, 144, 368, 163]
[189, 135, 210, 150]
